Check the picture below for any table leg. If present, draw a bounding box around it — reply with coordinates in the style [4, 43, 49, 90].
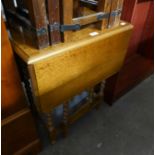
[87, 88, 94, 104]
[62, 102, 69, 137]
[96, 80, 105, 109]
[46, 112, 57, 144]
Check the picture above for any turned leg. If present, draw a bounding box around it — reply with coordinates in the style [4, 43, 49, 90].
[62, 102, 69, 137]
[100, 81, 106, 97]
[46, 112, 57, 144]
[99, 80, 106, 107]
[95, 81, 105, 109]
[87, 88, 94, 104]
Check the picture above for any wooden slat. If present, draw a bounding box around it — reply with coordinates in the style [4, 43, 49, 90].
[24, 0, 49, 48]
[108, 0, 118, 28]
[97, 0, 112, 30]
[2, 0, 49, 49]
[73, 12, 105, 26]
[25, 0, 47, 28]
[69, 101, 90, 124]
[63, 0, 111, 41]
[47, 0, 61, 45]
[62, 0, 74, 42]
[69, 96, 100, 124]
[117, 0, 124, 24]
[109, 0, 124, 28]
[80, 0, 98, 11]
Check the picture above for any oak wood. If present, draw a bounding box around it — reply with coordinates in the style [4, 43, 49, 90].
[46, 113, 57, 144]
[2, 0, 49, 49]
[23, 0, 49, 48]
[62, 102, 69, 137]
[97, 0, 111, 29]
[73, 12, 106, 26]
[47, 0, 61, 44]
[12, 23, 133, 113]
[62, 0, 113, 42]
[109, 0, 124, 28]
[62, 0, 74, 42]
[69, 89, 103, 124]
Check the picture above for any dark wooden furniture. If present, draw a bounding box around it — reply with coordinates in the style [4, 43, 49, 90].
[12, 22, 133, 143]
[2, 0, 49, 49]
[62, 0, 124, 42]
[1, 18, 41, 155]
[2, 0, 124, 48]
[46, 0, 61, 45]
[104, 0, 154, 104]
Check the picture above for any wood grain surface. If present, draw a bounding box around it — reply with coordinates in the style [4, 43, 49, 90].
[11, 23, 133, 112]
[97, 0, 112, 29]
[12, 23, 133, 112]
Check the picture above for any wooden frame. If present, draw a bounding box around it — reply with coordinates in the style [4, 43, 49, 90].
[62, 83, 105, 137]
[62, 0, 112, 42]
[2, 0, 125, 47]
[2, 0, 49, 49]
[46, 0, 61, 45]
[109, 0, 124, 28]
[12, 23, 133, 143]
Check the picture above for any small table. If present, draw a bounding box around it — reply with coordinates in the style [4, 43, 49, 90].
[12, 22, 133, 144]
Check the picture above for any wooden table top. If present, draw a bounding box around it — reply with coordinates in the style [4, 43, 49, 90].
[11, 21, 133, 112]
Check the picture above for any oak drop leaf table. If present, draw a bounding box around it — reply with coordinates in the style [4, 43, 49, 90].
[12, 22, 133, 144]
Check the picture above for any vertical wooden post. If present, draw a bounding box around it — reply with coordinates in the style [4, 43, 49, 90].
[109, 0, 118, 28]
[25, 0, 49, 48]
[73, 0, 83, 17]
[94, 81, 105, 109]
[62, 0, 74, 42]
[47, 0, 61, 45]
[88, 88, 94, 104]
[97, 0, 112, 30]
[117, 0, 124, 24]
[62, 102, 69, 137]
[100, 81, 106, 97]
[109, 0, 124, 28]
[98, 81, 106, 106]
[46, 112, 57, 144]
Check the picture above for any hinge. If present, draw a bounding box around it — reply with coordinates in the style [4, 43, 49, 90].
[31, 27, 48, 36]
[60, 24, 81, 32]
[111, 9, 122, 17]
[49, 22, 60, 32]
[6, 9, 48, 37]
[96, 12, 110, 20]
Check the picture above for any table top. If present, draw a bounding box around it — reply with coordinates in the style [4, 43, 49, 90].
[10, 21, 133, 112]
